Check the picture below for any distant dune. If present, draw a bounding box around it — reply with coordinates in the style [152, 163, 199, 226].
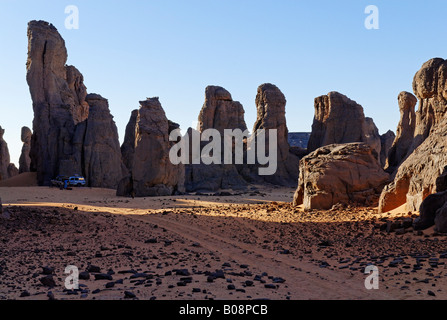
[0, 172, 37, 187]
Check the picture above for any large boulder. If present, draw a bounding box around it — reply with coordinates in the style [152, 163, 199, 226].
[19, 126, 32, 174]
[118, 98, 184, 197]
[249, 83, 299, 187]
[414, 191, 447, 230]
[293, 143, 390, 210]
[385, 92, 417, 173]
[307, 92, 382, 162]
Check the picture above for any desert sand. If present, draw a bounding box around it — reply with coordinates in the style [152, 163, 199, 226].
[1, 176, 447, 300]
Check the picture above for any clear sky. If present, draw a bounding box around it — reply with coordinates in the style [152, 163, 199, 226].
[0, 0, 446, 166]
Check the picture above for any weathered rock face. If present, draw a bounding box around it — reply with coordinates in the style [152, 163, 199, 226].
[385, 92, 417, 172]
[379, 58, 447, 213]
[27, 21, 87, 185]
[0, 126, 11, 180]
[26, 20, 125, 188]
[293, 143, 390, 210]
[250, 83, 299, 187]
[411, 58, 447, 150]
[307, 92, 382, 161]
[380, 130, 395, 169]
[19, 126, 32, 174]
[121, 109, 138, 173]
[198, 86, 247, 134]
[185, 86, 249, 192]
[379, 116, 447, 213]
[80, 94, 127, 188]
[118, 98, 184, 197]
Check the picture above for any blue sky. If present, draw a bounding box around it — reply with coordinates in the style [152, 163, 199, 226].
[0, 0, 446, 166]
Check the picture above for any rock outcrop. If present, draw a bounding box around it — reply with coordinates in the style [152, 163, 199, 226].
[80, 94, 127, 188]
[380, 130, 395, 169]
[198, 86, 247, 134]
[379, 116, 447, 213]
[117, 98, 184, 197]
[185, 86, 248, 192]
[307, 92, 382, 161]
[379, 58, 447, 213]
[7, 164, 19, 179]
[293, 143, 390, 210]
[288, 132, 311, 149]
[121, 110, 138, 173]
[250, 83, 299, 187]
[385, 92, 417, 172]
[26, 20, 125, 188]
[19, 127, 32, 174]
[0, 126, 11, 180]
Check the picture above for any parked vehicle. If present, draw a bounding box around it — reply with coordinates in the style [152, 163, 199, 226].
[68, 175, 86, 187]
[50, 175, 86, 188]
[51, 175, 69, 188]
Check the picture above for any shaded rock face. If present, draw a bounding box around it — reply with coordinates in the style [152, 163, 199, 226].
[26, 20, 125, 188]
[0, 126, 11, 180]
[385, 92, 417, 172]
[7, 164, 19, 179]
[81, 94, 127, 188]
[413, 191, 447, 231]
[185, 86, 249, 192]
[293, 143, 390, 210]
[380, 130, 395, 169]
[307, 92, 382, 162]
[118, 98, 184, 197]
[250, 83, 299, 187]
[198, 86, 247, 134]
[121, 109, 139, 173]
[19, 127, 32, 174]
[379, 58, 447, 213]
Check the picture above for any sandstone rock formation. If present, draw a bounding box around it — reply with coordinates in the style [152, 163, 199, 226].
[307, 92, 382, 161]
[380, 130, 395, 169]
[198, 86, 247, 134]
[185, 86, 249, 192]
[379, 58, 447, 213]
[379, 116, 447, 213]
[26, 20, 125, 188]
[19, 126, 32, 174]
[117, 98, 184, 197]
[121, 109, 138, 173]
[250, 83, 299, 187]
[385, 92, 417, 172]
[293, 143, 390, 210]
[0, 126, 11, 180]
[80, 94, 127, 188]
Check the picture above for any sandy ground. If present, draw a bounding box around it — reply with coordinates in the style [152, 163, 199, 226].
[1, 180, 447, 300]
